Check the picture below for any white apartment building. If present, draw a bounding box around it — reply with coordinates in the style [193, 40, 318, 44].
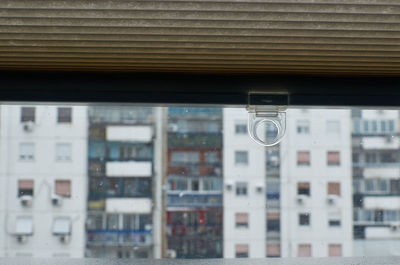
[352, 109, 400, 256]
[280, 109, 353, 257]
[223, 108, 266, 258]
[0, 105, 87, 257]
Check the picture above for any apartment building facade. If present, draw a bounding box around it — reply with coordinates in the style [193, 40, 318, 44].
[223, 108, 266, 258]
[352, 109, 400, 256]
[166, 108, 223, 258]
[86, 107, 162, 258]
[0, 105, 87, 257]
[280, 109, 353, 257]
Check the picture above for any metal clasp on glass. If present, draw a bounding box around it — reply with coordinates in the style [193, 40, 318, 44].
[246, 93, 288, 147]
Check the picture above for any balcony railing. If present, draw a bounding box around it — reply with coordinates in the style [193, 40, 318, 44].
[353, 162, 400, 168]
[87, 229, 152, 246]
[168, 162, 222, 177]
[167, 194, 222, 207]
[266, 199, 280, 209]
[168, 133, 222, 148]
[167, 225, 222, 237]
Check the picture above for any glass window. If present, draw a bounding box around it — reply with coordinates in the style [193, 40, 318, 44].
[235, 151, 248, 165]
[235, 213, 248, 228]
[297, 182, 310, 196]
[363, 120, 369, 132]
[328, 212, 341, 227]
[171, 152, 200, 163]
[353, 120, 361, 134]
[19, 143, 35, 161]
[328, 244, 342, 257]
[298, 244, 311, 257]
[327, 151, 340, 166]
[57, 107, 72, 123]
[328, 182, 341, 196]
[55, 180, 71, 198]
[299, 213, 310, 226]
[205, 152, 219, 163]
[235, 122, 247, 134]
[371, 120, 378, 133]
[381, 120, 387, 132]
[389, 120, 395, 132]
[235, 244, 249, 258]
[297, 151, 310, 166]
[236, 182, 247, 196]
[106, 214, 119, 230]
[56, 143, 72, 161]
[267, 244, 280, 257]
[21, 107, 35, 122]
[296, 120, 310, 134]
[18, 180, 34, 197]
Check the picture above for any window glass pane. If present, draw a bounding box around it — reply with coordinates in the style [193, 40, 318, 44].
[235, 151, 248, 165]
[19, 143, 35, 161]
[57, 107, 72, 123]
[21, 107, 35, 122]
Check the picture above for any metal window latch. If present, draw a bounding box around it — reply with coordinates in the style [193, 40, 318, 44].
[246, 93, 288, 146]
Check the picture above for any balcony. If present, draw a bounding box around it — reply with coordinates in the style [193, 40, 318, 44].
[106, 125, 153, 142]
[168, 133, 222, 148]
[167, 225, 222, 237]
[106, 198, 152, 214]
[89, 177, 152, 199]
[87, 229, 152, 246]
[168, 162, 222, 177]
[106, 161, 152, 177]
[266, 199, 280, 209]
[167, 194, 222, 208]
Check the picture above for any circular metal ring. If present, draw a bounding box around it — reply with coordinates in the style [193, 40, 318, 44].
[248, 112, 286, 146]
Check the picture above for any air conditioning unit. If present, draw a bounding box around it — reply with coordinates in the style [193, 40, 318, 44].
[22, 121, 35, 132]
[165, 249, 177, 259]
[17, 235, 27, 244]
[59, 235, 69, 244]
[225, 181, 233, 191]
[327, 195, 338, 205]
[296, 195, 307, 204]
[51, 194, 63, 206]
[20, 195, 33, 207]
[390, 222, 400, 232]
[255, 183, 264, 193]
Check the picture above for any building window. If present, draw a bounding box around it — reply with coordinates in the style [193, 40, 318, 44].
[299, 213, 310, 226]
[235, 244, 249, 258]
[205, 152, 219, 163]
[298, 244, 311, 257]
[56, 143, 72, 161]
[366, 153, 377, 163]
[297, 151, 310, 166]
[235, 213, 249, 228]
[235, 151, 248, 165]
[21, 107, 35, 122]
[327, 120, 340, 134]
[267, 244, 280, 257]
[15, 217, 33, 236]
[328, 182, 341, 196]
[327, 151, 340, 166]
[235, 122, 247, 134]
[296, 120, 310, 134]
[267, 219, 280, 232]
[18, 180, 34, 197]
[297, 182, 310, 196]
[19, 143, 35, 161]
[328, 244, 342, 257]
[328, 212, 341, 227]
[57, 107, 72, 123]
[236, 182, 248, 196]
[52, 217, 71, 236]
[171, 151, 200, 163]
[55, 180, 71, 198]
